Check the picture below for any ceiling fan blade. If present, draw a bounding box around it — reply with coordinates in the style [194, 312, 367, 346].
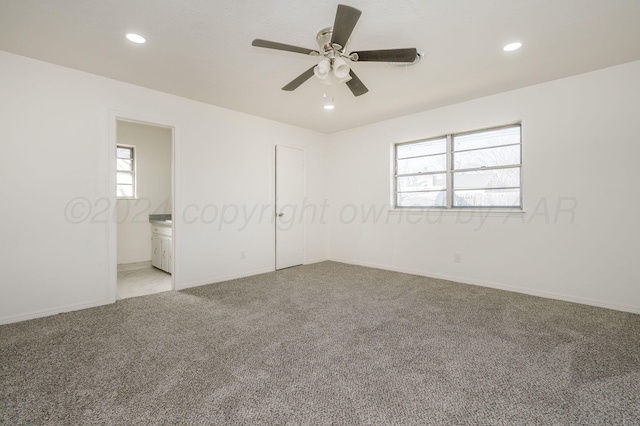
[346, 70, 369, 97]
[282, 66, 316, 91]
[351, 48, 418, 62]
[330, 5, 362, 48]
[252, 39, 319, 56]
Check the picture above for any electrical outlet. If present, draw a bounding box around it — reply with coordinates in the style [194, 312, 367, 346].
[454, 252, 462, 263]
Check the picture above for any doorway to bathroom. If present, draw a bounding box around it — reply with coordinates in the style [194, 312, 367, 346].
[115, 119, 174, 299]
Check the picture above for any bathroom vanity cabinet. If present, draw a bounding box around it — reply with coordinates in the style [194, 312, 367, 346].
[151, 222, 172, 274]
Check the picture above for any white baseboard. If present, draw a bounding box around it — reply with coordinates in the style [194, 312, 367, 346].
[117, 261, 152, 272]
[177, 266, 276, 291]
[178, 260, 330, 291]
[5, 258, 634, 325]
[330, 257, 639, 315]
[3, 262, 322, 324]
[304, 257, 329, 265]
[0, 298, 111, 325]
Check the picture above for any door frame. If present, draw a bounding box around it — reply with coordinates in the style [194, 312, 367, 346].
[273, 143, 306, 270]
[107, 110, 180, 302]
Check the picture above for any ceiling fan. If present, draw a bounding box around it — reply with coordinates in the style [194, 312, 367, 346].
[251, 4, 418, 97]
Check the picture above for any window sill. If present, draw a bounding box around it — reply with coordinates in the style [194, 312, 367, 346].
[389, 208, 525, 216]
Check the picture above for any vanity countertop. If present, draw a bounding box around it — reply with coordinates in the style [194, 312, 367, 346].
[149, 214, 172, 226]
[150, 220, 172, 226]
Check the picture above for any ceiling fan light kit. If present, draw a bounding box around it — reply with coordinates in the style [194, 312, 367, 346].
[332, 58, 350, 79]
[251, 4, 419, 98]
[313, 59, 331, 80]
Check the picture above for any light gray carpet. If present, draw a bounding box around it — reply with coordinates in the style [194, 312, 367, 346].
[1, 261, 639, 425]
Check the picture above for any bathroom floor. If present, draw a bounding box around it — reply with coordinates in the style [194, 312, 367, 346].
[117, 263, 172, 300]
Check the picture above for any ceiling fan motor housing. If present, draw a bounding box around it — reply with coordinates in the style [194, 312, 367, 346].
[316, 27, 336, 55]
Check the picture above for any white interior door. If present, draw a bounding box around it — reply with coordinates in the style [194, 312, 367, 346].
[275, 145, 304, 270]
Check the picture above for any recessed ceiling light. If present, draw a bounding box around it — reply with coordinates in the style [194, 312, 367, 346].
[126, 33, 146, 44]
[503, 42, 522, 52]
[323, 104, 335, 111]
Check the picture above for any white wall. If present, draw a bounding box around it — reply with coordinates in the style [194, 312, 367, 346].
[117, 121, 172, 265]
[0, 51, 329, 324]
[327, 60, 640, 313]
[1, 48, 638, 324]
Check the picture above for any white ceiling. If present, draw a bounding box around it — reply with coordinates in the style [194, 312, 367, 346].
[1, 0, 639, 133]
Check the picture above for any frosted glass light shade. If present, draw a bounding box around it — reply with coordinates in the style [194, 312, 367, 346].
[333, 58, 350, 79]
[314, 59, 331, 80]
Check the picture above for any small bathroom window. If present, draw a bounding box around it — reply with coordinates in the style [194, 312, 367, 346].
[116, 145, 136, 199]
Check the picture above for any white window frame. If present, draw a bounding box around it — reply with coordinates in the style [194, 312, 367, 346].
[393, 124, 522, 210]
[116, 144, 137, 199]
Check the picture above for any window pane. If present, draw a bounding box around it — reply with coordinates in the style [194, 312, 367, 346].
[397, 173, 446, 192]
[117, 185, 133, 198]
[117, 172, 133, 184]
[397, 154, 446, 174]
[117, 159, 132, 171]
[397, 138, 446, 159]
[117, 147, 132, 159]
[454, 145, 520, 170]
[397, 191, 446, 207]
[454, 126, 520, 151]
[453, 167, 520, 190]
[453, 188, 520, 207]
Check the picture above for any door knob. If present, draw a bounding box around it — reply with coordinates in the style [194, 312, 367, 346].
[277, 212, 284, 217]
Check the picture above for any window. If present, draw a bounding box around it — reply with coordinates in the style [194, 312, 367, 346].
[116, 145, 136, 198]
[394, 124, 521, 209]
